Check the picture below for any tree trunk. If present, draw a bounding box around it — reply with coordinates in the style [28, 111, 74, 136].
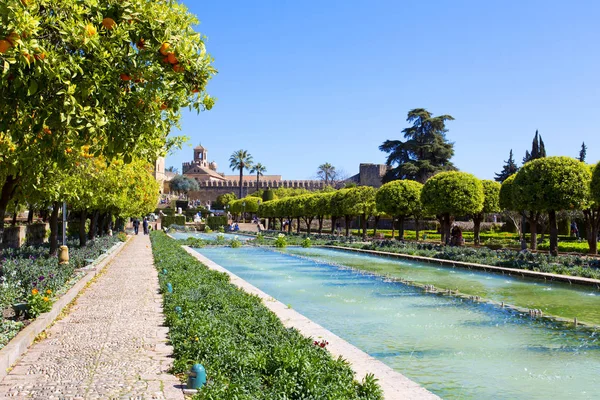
[296, 217, 300, 233]
[391, 217, 396, 239]
[0, 175, 19, 246]
[239, 168, 243, 199]
[345, 215, 351, 237]
[583, 208, 599, 255]
[473, 213, 483, 245]
[549, 210, 558, 256]
[303, 217, 313, 235]
[318, 216, 323, 235]
[27, 205, 34, 224]
[79, 209, 88, 246]
[287, 216, 292, 234]
[528, 211, 538, 250]
[443, 213, 452, 245]
[397, 216, 405, 240]
[98, 213, 107, 237]
[362, 213, 368, 241]
[89, 210, 99, 240]
[11, 201, 18, 227]
[331, 216, 336, 234]
[373, 216, 380, 238]
[415, 217, 420, 240]
[49, 202, 60, 256]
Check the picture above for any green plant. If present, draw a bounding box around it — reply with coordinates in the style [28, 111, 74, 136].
[274, 233, 287, 248]
[26, 288, 53, 318]
[215, 233, 226, 245]
[149, 232, 383, 399]
[301, 237, 312, 248]
[254, 233, 265, 245]
[206, 216, 228, 230]
[204, 225, 213, 233]
[217, 225, 225, 233]
[230, 237, 242, 248]
[117, 232, 127, 242]
[162, 215, 186, 228]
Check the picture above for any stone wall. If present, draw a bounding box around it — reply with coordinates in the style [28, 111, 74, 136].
[358, 164, 388, 188]
[188, 180, 325, 203]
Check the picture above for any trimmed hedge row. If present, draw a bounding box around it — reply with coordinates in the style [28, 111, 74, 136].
[161, 215, 186, 228]
[150, 232, 382, 399]
[206, 215, 228, 230]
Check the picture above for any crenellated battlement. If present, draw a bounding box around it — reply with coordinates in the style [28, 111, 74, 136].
[194, 179, 325, 189]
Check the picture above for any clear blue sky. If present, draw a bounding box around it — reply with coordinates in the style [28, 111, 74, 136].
[167, 0, 600, 180]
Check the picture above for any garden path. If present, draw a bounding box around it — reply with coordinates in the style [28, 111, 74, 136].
[0, 235, 183, 399]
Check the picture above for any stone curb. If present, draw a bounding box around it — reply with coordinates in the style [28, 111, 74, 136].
[323, 245, 600, 287]
[0, 236, 131, 380]
[183, 246, 439, 400]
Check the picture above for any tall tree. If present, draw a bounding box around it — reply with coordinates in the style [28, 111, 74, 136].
[169, 175, 199, 197]
[380, 108, 455, 183]
[229, 150, 253, 198]
[421, 171, 484, 244]
[513, 157, 589, 255]
[250, 163, 267, 189]
[317, 163, 336, 186]
[375, 180, 423, 240]
[523, 130, 546, 164]
[494, 150, 519, 183]
[472, 180, 501, 245]
[579, 142, 587, 162]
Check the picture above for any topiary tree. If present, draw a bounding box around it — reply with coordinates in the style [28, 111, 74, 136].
[583, 163, 600, 254]
[375, 180, 422, 240]
[421, 171, 484, 244]
[343, 186, 377, 241]
[472, 180, 501, 245]
[498, 174, 523, 239]
[330, 189, 350, 235]
[513, 156, 590, 255]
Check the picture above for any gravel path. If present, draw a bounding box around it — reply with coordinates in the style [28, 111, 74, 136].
[0, 235, 183, 399]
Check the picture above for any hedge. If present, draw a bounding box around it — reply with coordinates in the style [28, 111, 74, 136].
[161, 215, 186, 228]
[206, 215, 228, 230]
[149, 232, 382, 399]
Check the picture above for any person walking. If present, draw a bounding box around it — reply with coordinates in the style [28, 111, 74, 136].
[133, 218, 140, 235]
[143, 217, 149, 235]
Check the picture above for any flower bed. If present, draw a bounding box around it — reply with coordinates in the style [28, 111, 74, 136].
[338, 241, 600, 279]
[151, 231, 382, 399]
[0, 235, 123, 348]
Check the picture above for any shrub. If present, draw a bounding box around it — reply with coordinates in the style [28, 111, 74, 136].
[274, 233, 287, 248]
[26, 288, 53, 318]
[149, 232, 382, 399]
[162, 215, 186, 228]
[117, 232, 127, 242]
[230, 237, 242, 248]
[301, 237, 312, 248]
[217, 225, 225, 233]
[204, 225, 212, 233]
[215, 233, 226, 245]
[206, 215, 228, 230]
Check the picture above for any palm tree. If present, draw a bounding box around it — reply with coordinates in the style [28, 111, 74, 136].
[250, 163, 267, 189]
[229, 150, 253, 198]
[317, 163, 336, 186]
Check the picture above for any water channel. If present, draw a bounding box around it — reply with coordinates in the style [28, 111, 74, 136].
[193, 246, 600, 399]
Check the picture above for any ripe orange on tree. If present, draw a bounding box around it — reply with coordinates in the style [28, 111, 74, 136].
[167, 52, 178, 64]
[6, 32, 20, 46]
[0, 40, 11, 53]
[136, 38, 145, 49]
[172, 64, 184, 73]
[102, 17, 116, 30]
[120, 73, 131, 81]
[159, 42, 170, 55]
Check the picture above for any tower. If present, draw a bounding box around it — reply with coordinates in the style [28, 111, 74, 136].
[194, 144, 208, 168]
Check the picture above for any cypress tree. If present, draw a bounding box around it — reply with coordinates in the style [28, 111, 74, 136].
[579, 142, 587, 162]
[495, 149, 519, 183]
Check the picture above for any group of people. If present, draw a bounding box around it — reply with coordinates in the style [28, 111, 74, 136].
[132, 217, 150, 235]
[227, 222, 240, 231]
[449, 225, 464, 246]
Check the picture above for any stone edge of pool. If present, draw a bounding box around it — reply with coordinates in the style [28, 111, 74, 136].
[323, 245, 600, 288]
[182, 245, 440, 400]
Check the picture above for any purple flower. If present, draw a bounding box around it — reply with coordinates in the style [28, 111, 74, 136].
[38, 276, 45, 281]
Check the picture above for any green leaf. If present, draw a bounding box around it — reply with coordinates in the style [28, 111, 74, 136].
[27, 80, 38, 96]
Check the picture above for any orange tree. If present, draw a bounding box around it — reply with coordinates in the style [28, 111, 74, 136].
[0, 0, 216, 243]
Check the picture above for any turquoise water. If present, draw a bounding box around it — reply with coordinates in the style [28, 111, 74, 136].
[195, 246, 600, 400]
[170, 232, 253, 242]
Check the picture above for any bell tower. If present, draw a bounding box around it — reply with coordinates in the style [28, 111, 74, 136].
[194, 144, 208, 167]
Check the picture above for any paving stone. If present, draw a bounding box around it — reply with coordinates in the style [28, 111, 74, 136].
[0, 235, 183, 399]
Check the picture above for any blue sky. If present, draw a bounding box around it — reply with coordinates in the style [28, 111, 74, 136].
[167, 0, 600, 180]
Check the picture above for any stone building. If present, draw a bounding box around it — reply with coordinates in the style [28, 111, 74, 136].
[179, 144, 388, 204]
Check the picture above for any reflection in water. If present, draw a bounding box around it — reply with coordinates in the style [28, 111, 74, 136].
[196, 246, 600, 400]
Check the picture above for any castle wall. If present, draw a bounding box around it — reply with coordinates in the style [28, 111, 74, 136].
[358, 163, 388, 188]
[188, 180, 325, 203]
